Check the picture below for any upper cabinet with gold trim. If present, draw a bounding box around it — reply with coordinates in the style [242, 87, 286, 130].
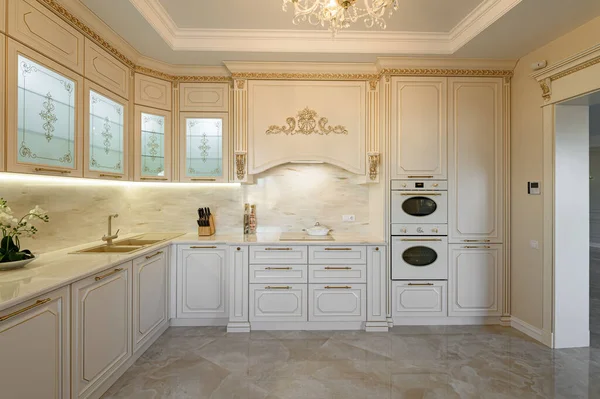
[0, 0, 6, 33]
[8, 0, 84, 74]
[0, 35, 5, 171]
[180, 83, 229, 112]
[134, 105, 172, 182]
[84, 38, 130, 100]
[6, 39, 84, 176]
[134, 73, 171, 111]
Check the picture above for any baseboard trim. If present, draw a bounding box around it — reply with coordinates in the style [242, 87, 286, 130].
[510, 316, 554, 347]
[170, 318, 228, 327]
[365, 321, 389, 332]
[250, 321, 364, 331]
[227, 322, 251, 333]
[391, 316, 501, 326]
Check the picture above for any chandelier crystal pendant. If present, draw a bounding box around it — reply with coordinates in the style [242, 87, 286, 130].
[282, 0, 399, 35]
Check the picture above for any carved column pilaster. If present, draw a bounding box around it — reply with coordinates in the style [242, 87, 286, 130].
[233, 79, 248, 182]
[501, 76, 512, 325]
[172, 81, 180, 181]
[366, 78, 380, 182]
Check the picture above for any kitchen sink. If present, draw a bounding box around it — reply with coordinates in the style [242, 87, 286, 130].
[113, 238, 162, 246]
[76, 245, 143, 254]
[72, 233, 184, 255]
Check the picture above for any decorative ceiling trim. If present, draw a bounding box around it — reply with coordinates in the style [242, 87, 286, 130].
[380, 68, 513, 78]
[231, 72, 379, 81]
[126, 0, 521, 55]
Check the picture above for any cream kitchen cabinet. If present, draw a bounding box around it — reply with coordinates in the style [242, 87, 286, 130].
[0, 34, 5, 172]
[71, 263, 132, 399]
[0, 286, 70, 399]
[391, 77, 447, 180]
[448, 244, 503, 317]
[392, 281, 447, 317]
[134, 73, 172, 111]
[177, 245, 228, 321]
[133, 247, 169, 352]
[250, 284, 307, 322]
[448, 77, 503, 243]
[228, 246, 250, 332]
[134, 105, 172, 182]
[180, 82, 229, 112]
[366, 245, 387, 330]
[308, 284, 366, 322]
[84, 38, 129, 100]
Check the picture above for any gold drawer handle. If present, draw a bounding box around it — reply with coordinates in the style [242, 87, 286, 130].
[145, 251, 163, 260]
[140, 177, 168, 181]
[265, 248, 292, 251]
[34, 167, 71, 174]
[265, 286, 291, 290]
[95, 268, 124, 281]
[408, 175, 433, 179]
[400, 193, 442, 196]
[463, 246, 491, 249]
[324, 267, 352, 270]
[0, 298, 51, 322]
[324, 248, 352, 251]
[400, 238, 442, 242]
[191, 178, 216, 182]
[265, 267, 292, 270]
[463, 240, 491, 243]
[99, 174, 123, 179]
[408, 283, 434, 286]
[325, 286, 352, 289]
[191, 246, 217, 249]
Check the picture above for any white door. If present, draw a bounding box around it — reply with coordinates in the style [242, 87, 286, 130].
[72, 263, 132, 399]
[0, 286, 70, 399]
[133, 248, 168, 351]
[250, 284, 307, 322]
[392, 281, 447, 317]
[308, 284, 366, 322]
[448, 77, 503, 243]
[449, 244, 503, 316]
[391, 77, 447, 180]
[177, 245, 228, 319]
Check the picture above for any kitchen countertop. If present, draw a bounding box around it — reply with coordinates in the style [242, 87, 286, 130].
[0, 232, 386, 312]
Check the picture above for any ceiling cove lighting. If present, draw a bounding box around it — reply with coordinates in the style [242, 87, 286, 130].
[282, 0, 399, 35]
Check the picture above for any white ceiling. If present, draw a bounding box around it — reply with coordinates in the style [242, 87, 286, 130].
[78, 0, 600, 65]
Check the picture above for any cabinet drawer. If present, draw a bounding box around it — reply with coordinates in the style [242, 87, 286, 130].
[250, 246, 307, 265]
[249, 264, 307, 284]
[250, 284, 306, 322]
[308, 284, 366, 322]
[309, 246, 366, 264]
[392, 281, 447, 317]
[309, 264, 366, 283]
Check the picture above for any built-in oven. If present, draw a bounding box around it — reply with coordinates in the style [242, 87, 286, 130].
[391, 234, 448, 280]
[391, 180, 447, 225]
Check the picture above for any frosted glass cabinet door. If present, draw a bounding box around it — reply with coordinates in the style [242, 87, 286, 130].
[179, 112, 229, 182]
[7, 40, 84, 176]
[84, 81, 129, 179]
[134, 106, 172, 181]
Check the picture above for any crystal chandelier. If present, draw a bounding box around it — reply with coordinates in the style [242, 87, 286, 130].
[282, 0, 400, 35]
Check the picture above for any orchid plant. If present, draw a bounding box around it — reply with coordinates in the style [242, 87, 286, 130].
[0, 198, 49, 263]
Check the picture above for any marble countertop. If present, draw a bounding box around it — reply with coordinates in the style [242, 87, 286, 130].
[0, 232, 385, 312]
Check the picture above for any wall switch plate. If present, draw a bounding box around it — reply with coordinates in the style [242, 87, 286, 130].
[530, 240, 539, 249]
[342, 215, 356, 222]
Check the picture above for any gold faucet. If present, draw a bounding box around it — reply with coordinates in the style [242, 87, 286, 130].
[102, 214, 120, 246]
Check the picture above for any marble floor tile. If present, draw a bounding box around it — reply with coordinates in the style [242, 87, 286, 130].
[103, 326, 600, 399]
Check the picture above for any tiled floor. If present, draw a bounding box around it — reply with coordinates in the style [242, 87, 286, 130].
[103, 326, 600, 398]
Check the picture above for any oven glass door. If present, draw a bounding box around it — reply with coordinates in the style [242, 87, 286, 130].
[391, 191, 448, 224]
[392, 237, 448, 280]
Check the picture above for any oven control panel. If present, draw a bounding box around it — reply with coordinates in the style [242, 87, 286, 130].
[391, 180, 448, 190]
[391, 224, 448, 236]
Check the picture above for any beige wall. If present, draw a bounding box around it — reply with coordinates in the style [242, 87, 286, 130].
[511, 16, 600, 329]
[1, 163, 371, 254]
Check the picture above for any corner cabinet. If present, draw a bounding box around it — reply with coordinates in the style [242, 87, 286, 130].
[179, 112, 230, 182]
[0, 286, 70, 399]
[391, 77, 447, 180]
[71, 263, 132, 399]
[134, 105, 172, 182]
[6, 39, 84, 176]
[448, 77, 503, 243]
[176, 245, 229, 321]
[84, 81, 129, 180]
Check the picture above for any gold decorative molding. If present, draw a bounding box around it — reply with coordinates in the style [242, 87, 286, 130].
[235, 79, 246, 90]
[369, 80, 378, 90]
[266, 107, 348, 136]
[540, 78, 552, 101]
[551, 55, 600, 81]
[232, 72, 379, 81]
[235, 153, 246, 180]
[380, 68, 513, 78]
[368, 153, 380, 181]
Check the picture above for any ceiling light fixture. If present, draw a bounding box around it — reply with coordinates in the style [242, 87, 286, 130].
[282, 0, 399, 36]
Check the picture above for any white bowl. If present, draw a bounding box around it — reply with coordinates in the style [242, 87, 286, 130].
[0, 256, 36, 271]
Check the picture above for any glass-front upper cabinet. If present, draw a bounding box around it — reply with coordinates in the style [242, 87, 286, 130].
[7, 40, 84, 176]
[134, 105, 172, 181]
[84, 81, 128, 179]
[179, 113, 229, 182]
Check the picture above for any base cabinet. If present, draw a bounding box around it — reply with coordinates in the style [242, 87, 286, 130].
[71, 263, 132, 399]
[392, 281, 447, 317]
[250, 284, 307, 322]
[0, 286, 70, 399]
[133, 247, 168, 352]
[177, 245, 228, 321]
[308, 284, 366, 322]
[449, 244, 503, 316]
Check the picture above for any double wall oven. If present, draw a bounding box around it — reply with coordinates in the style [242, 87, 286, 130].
[391, 180, 448, 280]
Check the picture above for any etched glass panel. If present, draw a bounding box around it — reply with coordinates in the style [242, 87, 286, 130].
[17, 55, 76, 168]
[140, 113, 165, 177]
[186, 118, 223, 177]
[89, 90, 124, 173]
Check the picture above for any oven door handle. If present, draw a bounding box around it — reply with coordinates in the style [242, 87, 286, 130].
[398, 192, 443, 196]
[398, 238, 443, 242]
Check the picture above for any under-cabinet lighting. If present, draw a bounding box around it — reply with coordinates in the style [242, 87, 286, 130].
[0, 173, 241, 188]
[289, 160, 325, 164]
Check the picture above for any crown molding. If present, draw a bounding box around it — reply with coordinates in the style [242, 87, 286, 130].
[224, 62, 378, 75]
[376, 57, 517, 71]
[530, 43, 600, 82]
[127, 0, 521, 55]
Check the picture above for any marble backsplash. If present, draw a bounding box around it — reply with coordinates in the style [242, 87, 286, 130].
[1, 164, 370, 253]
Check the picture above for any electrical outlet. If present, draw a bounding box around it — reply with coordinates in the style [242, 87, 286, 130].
[530, 240, 539, 249]
[342, 215, 356, 222]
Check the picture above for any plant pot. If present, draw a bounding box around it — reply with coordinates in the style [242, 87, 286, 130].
[0, 256, 36, 271]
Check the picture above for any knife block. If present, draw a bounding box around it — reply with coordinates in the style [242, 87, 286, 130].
[198, 215, 216, 236]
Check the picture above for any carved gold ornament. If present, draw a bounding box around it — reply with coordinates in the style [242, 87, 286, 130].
[368, 153, 380, 181]
[236, 153, 246, 180]
[540, 78, 552, 101]
[266, 107, 348, 136]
